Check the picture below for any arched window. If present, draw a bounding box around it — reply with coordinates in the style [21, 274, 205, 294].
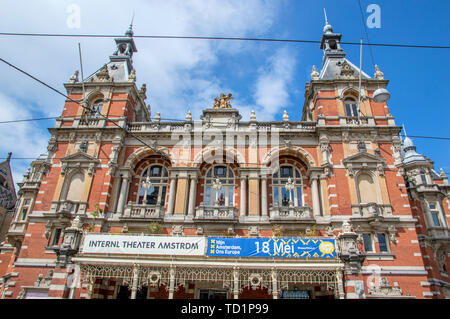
[66, 172, 85, 201]
[137, 165, 168, 205]
[272, 165, 303, 207]
[204, 166, 235, 206]
[344, 97, 358, 117]
[357, 173, 378, 204]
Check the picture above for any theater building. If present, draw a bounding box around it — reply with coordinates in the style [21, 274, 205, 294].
[0, 21, 448, 299]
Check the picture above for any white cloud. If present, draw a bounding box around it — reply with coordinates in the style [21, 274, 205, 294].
[0, 0, 297, 182]
[250, 47, 297, 121]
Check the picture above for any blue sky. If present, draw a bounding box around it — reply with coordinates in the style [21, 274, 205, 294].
[0, 0, 448, 188]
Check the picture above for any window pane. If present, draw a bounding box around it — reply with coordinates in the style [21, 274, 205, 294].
[377, 233, 388, 252]
[205, 187, 211, 206]
[420, 174, 427, 184]
[227, 186, 234, 206]
[281, 166, 292, 178]
[273, 187, 279, 206]
[295, 169, 301, 178]
[296, 187, 302, 206]
[351, 104, 358, 116]
[146, 186, 159, 205]
[52, 229, 62, 246]
[362, 234, 373, 252]
[431, 212, 441, 227]
[345, 104, 352, 116]
[20, 208, 28, 221]
[215, 166, 226, 177]
[281, 188, 290, 206]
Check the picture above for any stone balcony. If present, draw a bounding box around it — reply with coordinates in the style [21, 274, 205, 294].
[194, 205, 238, 222]
[269, 205, 314, 223]
[121, 203, 165, 221]
[351, 203, 393, 217]
[49, 200, 88, 216]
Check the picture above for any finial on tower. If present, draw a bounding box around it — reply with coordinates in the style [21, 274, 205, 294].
[323, 8, 333, 33]
[125, 12, 135, 37]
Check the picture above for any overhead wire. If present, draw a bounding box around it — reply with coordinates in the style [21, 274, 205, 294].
[0, 56, 168, 160]
[0, 32, 449, 49]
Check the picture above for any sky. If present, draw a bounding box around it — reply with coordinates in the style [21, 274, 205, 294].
[0, 0, 449, 189]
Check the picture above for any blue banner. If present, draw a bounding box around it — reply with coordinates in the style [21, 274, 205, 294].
[207, 237, 336, 258]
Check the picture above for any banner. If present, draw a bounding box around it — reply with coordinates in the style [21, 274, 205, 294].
[82, 235, 206, 256]
[207, 237, 336, 258]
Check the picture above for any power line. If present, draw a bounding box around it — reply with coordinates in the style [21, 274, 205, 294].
[0, 117, 59, 124]
[1, 114, 450, 142]
[0, 56, 167, 160]
[0, 32, 449, 49]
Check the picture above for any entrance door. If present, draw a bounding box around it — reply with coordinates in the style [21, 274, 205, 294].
[199, 289, 228, 299]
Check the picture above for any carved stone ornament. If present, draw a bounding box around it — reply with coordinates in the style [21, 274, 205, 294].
[248, 226, 259, 237]
[95, 65, 111, 82]
[339, 60, 355, 78]
[374, 65, 384, 80]
[128, 69, 136, 82]
[311, 65, 320, 80]
[69, 70, 79, 83]
[172, 225, 184, 236]
[368, 277, 403, 297]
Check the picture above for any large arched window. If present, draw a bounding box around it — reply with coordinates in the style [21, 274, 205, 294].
[272, 165, 303, 207]
[344, 97, 358, 117]
[137, 165, 168, 205]
[204, 166, 235, 206]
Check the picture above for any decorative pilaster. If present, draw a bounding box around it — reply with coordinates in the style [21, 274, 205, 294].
[130, 264, 140, 299]
[271, 269, 278, 299]
[187, 177, 197, 217]
[233, 267, 239, 299]
[240, 176, 247, 216]
[311, 177, 321, 217]
[261, 176, 268, 217]
[117, 175, 130, 214]
[168, 266, 176, 299]
[167, 176, 177, 215]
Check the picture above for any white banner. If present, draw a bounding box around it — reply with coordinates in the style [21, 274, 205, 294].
[81, 235, 206, 256]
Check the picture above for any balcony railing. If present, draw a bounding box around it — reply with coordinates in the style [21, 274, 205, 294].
[351, 203, 393, 218]
[122, 203, 165, 220]
[194, 205, 238, 221]
[8, 220, 27, 235]
[50, 200, 88, 216]
[269, 205, 314, 222]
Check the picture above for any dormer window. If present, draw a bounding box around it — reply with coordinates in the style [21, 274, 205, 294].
[344, 97, 358, 117]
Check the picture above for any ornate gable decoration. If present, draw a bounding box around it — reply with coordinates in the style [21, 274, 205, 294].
[339, 60, 355, 79]
[60, 152, 100, 176]
[342, 152, 386, 177]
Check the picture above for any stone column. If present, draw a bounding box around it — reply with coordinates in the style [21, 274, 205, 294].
[187, 177, 197, 217]
[233, 267, 239, 299]
[130, 265, 140, 299]
[271, 269, 278, 299]
[261, 176, 268, 217]
[311, 177, 321, 217]
[168, 267, 175, 299]
[167, 176, 177, 215]
[240, 176, 246, 216]
[117, 175, 130, 214]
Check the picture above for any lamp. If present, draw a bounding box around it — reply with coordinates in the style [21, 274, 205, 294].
[372, 87, 391, 103]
